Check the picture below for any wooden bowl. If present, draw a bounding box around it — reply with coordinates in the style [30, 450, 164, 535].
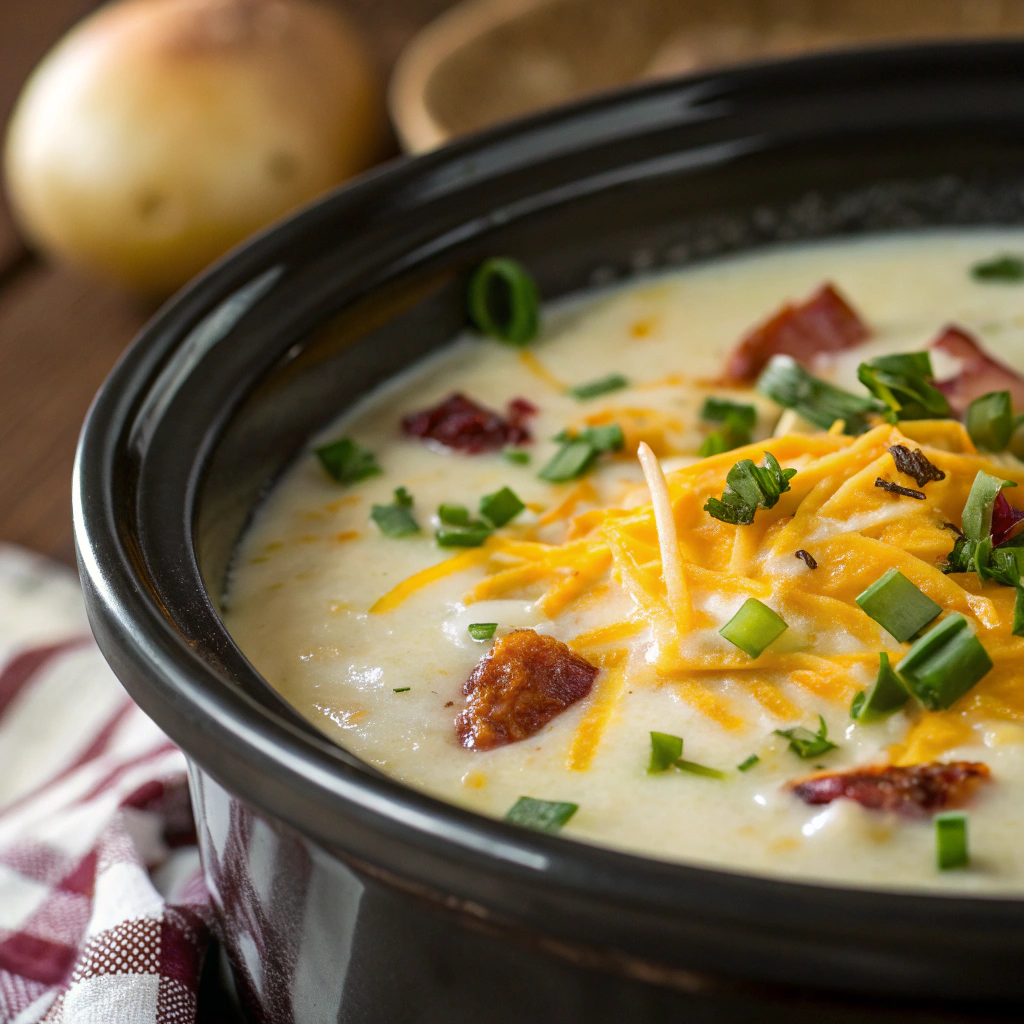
[390, 0, 1024, 152]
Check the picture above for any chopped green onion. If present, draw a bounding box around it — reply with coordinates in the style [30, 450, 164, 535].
[1015, 584, 1024, 638]
[467, 257, 540, 346]
[581, 423, 625, 453]
[468, 622, 498, 641]
[504, 448, 531, 465]
[569, 374, 629, 400]
[314, 437, 381, 485]
[700, 397, 757, 451]
[704, 453, 796, 525]
[439, 503, 470, 526]
[479, 486, 525, 527]
[935, 812, 969, 869]
[737, 754, 760, 772]
[676, 759, 728, 780]
[719, 598, 788, 658]
[647, 731, 683, 774]
[855, 568, 941, 642]
[701, 397, 757, 433]
[962, 470, 1016, 542]
[756, 355, 878, 435]
[436, 523, 493, 548]
[776, 715, 837, 758]
[897, 613, 993, 710]
[966, 391, 1014, 452]
[851, 653, 911, 723]
[538, 439, 596, 482]
[699, 432, 730, 457]
[971, 254, 1024, 283]
[393, 686, 411, 693]
[370, 488, 420, 537]
[856, 353, 950, 423]
[505, 796, 578, 833]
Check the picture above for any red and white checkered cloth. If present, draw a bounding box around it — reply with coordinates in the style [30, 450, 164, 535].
[0, 546, 211, 1023]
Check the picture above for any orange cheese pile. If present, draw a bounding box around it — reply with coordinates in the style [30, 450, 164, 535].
[375, 420, 1024, 765]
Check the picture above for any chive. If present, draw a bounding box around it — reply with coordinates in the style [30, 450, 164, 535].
[972, 254, 1024, 282]
[467, 257, 540, 345]
[468, 622, 498, 641]
[935, 812, 969, 869]
[1015, 583, 1024, 638]
[850, 691, 866, 719]
[857, 352, 950, 423]
[897, 613, 993, 711]
[538, 439, 596, 482]
[851, 653, 911, 722]
[676, 759, 728, 780]
[436, 523, 493, 547]
[776, 715, 837, 759]
[438, 503, 470, 525]
[504, 448, 531, 465]
[962, 471, 1016, 543]
[719, 598, 787, 658]
[393, 686, 411, 693]
[581, 423, 625, 453]
[756, 355, 878, 434]
[701, 397, 757, 433]
[314, 437, 382, 485]
[699, 432, 730, 457]
[700, 397, 757, 452]
[370, 488, 420, 537]
[966, 391, 1014, 452]
[480, 486, 525, 527]
[505, 796, 578, 833]
[704, 453, 796, 525]
[737, 754, 760, 772]
[569, 373, 630, 400]
[855, 568, 941, 642]
[648, 731, 683, 773]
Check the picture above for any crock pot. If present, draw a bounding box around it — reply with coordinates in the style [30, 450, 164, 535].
[74, 44, 1024, 1022]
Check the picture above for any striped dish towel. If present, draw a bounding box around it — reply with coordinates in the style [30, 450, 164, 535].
[0, 546, 210, 1023]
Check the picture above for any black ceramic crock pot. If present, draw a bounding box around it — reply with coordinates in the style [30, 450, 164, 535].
[74, 44, 1024, 1023]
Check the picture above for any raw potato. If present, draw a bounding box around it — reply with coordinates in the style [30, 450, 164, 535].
[3, 0, 383, 295]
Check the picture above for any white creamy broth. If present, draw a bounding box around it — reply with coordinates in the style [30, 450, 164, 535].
[225, 230, 1024, 893]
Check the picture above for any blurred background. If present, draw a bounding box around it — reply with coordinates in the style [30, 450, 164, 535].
[4, 0, 1024, 570]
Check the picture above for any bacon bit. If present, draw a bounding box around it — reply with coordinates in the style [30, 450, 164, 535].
[455, 629, 598, 751]
[794, 549, 817, 569]
[875, 478, 926, 500]
[888, 445, 945, 488]
[930, 325, 1024, 416]
[791, 761, 990, 817]
[402, 393, 536, 453]
[992, 491, 1024, 546]
[725, 283, 869, 382]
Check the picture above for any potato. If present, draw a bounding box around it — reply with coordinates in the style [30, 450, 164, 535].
[3, 0, 383, 295]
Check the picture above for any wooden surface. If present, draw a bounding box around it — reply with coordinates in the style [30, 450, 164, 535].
[0, 0, 454, 566]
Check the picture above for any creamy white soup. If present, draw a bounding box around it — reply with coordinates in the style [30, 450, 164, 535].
[225, 230, 1024, 893]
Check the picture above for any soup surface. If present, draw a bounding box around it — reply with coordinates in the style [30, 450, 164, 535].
[225, 230, 1024, 892]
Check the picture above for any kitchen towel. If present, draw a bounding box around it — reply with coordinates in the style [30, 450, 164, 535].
[0, 546, 211, 1024]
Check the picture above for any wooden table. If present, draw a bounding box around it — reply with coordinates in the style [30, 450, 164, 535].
[0, 0, 455, 566]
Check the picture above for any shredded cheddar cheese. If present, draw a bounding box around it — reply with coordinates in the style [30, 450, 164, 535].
[372, 418, 1024, 765]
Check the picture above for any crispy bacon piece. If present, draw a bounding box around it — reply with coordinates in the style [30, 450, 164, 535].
[402, 393, 536, 453]
[992, 491, 1024, 546]
[791, 761, 990, 818]
[931, 325, 1024, 417]
[725, 283, 870, 382]
[455, 629, 598, 751]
